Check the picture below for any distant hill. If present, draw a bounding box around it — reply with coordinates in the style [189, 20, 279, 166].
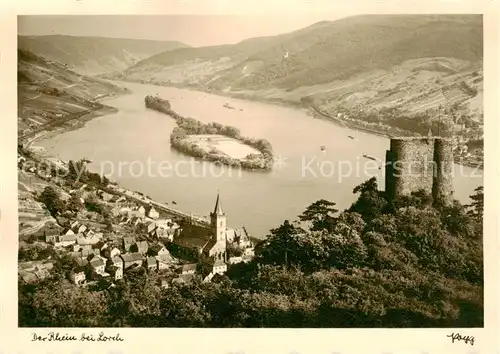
[18, 35, 189, 76]
[111, 15, 482, 121]
[18, 49, 127, 137]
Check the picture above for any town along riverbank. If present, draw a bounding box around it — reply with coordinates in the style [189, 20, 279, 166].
[145, 95, 274, 171]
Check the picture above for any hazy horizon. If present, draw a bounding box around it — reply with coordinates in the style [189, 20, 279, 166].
[18, 15, 349, 47]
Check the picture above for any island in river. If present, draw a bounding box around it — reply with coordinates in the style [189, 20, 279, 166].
[145, 95, 274, 171]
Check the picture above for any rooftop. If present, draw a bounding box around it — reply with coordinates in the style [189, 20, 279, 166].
[121, 252, 144, 262]
[181, 263, 197, 272]
[212, 191, 224, 216]
[90, 258, 105, 267]
[174, 224, 212, 249]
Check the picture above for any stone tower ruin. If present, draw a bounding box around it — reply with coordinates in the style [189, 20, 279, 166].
[385, 137, 454, 204]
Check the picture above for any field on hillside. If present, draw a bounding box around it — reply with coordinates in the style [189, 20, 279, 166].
[18, 49, 127, 138]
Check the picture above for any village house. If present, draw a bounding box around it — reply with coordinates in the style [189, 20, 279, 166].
[243, 248, 255, 257]
[228, 256, 243, 265]
[160, 279, 169, 289]
[64, 229, 75, 236]
[19, 261, 54, 273]
[209, 259, 227, 275]
[155, 219, 174, 229]
[134, 241, 149, 255]
[123, 236, 136, 251]
[145, 220, 157, 236]
[90, 233, 104, 244]
[19, 271, 38, 284]
[82, 248, 97, 257]
[74, 257, 89, 268]
[157, 228, 176, 242]
[103, 247, 121, 259]
[111, 256, 124, 270]
[45, 234, 58, 244]
[172, 273, 195, 285]
[70, 220, 80, 230]
[156, 254, 173, 270]
[129, 217, 143, 227]
[73, 243, 92, 252]
[76, 233, 90, 245]
[106, 265, 123, 281]
[83, 228, 94, 237]
[98, 191, 115, 202]
[70, 267, 86, 285]
[89, 256, 106, 274]
[180, 263, 197, 275]
[128, 206, 146, 219]
[92, 239, 105, 249]
[203, 272, 214, 283]
[77, 224, 88, 234]
[200, 258, 228, 282]
[55, 234, 77, 247]
[121, 252, 144, 269]
[119, 207, 131, 217]
[146, 257, 157, 271]
[148, 206, 160, 219]
[157, 246, 170, 256]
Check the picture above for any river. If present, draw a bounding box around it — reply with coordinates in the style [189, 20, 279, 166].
[38, 81, 484, 239]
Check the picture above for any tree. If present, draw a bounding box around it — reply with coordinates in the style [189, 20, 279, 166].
[467, 186, 484, 219]
[19, 279, 110, 327]
[441, 201, 475, 237]
[68, 159, 86, 181]
[350, 177, 387, 222]
[84, 193, 103, 214]
[38, 186, 65, 216]
[66, 192, 83, 213]
[298, 199, 338, 231]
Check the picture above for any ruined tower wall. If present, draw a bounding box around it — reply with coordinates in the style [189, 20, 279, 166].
[432, 138, 454, 204]
[385, 138, 435, 198]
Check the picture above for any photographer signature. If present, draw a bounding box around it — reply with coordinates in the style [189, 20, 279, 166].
[447, 332, 474, 346]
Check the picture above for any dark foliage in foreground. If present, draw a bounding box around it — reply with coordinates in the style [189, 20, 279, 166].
[19, 178, 483, 327]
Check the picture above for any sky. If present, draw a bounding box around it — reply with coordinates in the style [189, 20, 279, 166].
[18, 15, 348, 47]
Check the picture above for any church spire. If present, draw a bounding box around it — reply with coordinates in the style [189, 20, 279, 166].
[213, 190, 224, 215]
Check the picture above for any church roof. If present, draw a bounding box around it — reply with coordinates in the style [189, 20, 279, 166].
[173, 224, 212, 250]
[212, 192, 224, 216]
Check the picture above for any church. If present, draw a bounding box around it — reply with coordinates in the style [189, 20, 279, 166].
[170, 192, 253, 265]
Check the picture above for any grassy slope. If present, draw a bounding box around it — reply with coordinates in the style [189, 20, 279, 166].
[116, 15, 483, 119]
[18, 49, 127, 137]
[18, 35, 189, 76]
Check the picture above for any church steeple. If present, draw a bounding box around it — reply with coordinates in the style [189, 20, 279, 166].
[210, 191, 227, 244]
[213, 190, 224, 216]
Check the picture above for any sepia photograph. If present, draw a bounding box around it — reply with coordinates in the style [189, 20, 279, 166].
[16, 13, 485, 329]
